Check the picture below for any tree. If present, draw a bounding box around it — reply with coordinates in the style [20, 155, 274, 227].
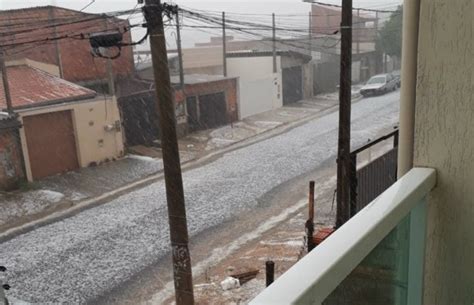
[376, 5, 403, 58]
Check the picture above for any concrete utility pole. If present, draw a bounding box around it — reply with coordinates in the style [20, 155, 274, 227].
[356, 9, 360, 54]
[272, 13, 277, 73]
[336, 0, 353, 228]
[143, 1, 195, 304]
[222, 12, 227, 77]
[103, 18, 116, 97]
[308, 11, 312, 52]
[176, 10, 185, 89]
[0, 52, 14, 113]
[48, 6, 64, 78]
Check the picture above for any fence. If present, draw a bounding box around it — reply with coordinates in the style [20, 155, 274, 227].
[350, 128, 399, 216]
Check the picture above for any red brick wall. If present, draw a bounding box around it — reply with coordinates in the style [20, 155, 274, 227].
[0, 7, 134, 83]
[0, 128, 24, 190]
[183, 78, 239, 122]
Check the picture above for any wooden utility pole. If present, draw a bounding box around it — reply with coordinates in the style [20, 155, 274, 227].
[143, 1, 195, 304]
[336, 0, 353, 228]
[272, 13, 277, 73]
[176, 10, 185, 88]
[222, 12, 227, 77]
[0, 52, 14, 113]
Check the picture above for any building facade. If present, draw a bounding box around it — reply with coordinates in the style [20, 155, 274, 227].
[0, 60, 124, 181]
[0, 6, 134, 87]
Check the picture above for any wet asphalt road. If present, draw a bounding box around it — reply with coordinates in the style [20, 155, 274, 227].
[0, 91, 400, 304]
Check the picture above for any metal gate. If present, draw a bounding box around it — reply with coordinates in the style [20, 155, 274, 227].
[350, 129, 399, 215]
[118, 90, 159, 147]
[282, 66, 303, 105]
[198, 92, 227, 129]
[23, 111, 79, 179]
[354, 148, 398, 212]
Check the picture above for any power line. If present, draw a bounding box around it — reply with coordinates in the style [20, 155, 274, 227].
[303, 1, 398, 13]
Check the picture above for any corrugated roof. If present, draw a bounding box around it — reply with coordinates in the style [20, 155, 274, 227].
[0, 64, 97, 110]
[170, 74, 236, 85]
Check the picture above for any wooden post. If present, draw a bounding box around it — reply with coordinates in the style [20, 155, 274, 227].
[265, 261, 275, 287]
[308, 180, 315, 221]
[336, 0, 353, 228]
[306, 180, 316, 251]
[143, 1, 195, 304]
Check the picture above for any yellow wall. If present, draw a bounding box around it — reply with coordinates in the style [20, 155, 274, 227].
[414, 0, 473, 304]
[18, 97, 125, 181]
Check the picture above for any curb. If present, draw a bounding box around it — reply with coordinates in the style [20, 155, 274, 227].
[0, 99, 355, 242]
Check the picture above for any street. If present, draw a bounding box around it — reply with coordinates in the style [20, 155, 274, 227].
[0, 91, 400, 304]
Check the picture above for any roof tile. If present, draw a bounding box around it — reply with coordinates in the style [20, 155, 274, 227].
[0, 65, 96, 110]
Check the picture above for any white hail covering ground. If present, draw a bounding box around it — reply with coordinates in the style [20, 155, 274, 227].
[0, 92, 400, 303]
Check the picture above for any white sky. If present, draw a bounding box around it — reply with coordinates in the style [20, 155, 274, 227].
[1, 0, 402, 14]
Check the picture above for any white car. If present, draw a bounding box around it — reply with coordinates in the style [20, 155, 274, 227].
[360, 73, 398, 97]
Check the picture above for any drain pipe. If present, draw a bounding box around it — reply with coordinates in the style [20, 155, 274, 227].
[397, 0, 421, 178]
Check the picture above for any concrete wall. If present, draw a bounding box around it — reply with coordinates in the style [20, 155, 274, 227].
[0, 127, 24, 190]
[413, 0, 473, 304]
[227, 56, 283, 119]
[18, 97, 124, 181]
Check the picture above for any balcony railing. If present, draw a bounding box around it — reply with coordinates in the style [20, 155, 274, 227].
[250, 167, 436, 305]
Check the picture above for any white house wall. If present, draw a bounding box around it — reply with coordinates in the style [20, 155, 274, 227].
[227, 56, 283, 119]
[413, 0, 473, 303]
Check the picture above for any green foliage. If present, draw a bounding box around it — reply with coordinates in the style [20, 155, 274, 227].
[376, 6, 403, 57]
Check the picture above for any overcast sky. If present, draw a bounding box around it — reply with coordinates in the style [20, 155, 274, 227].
[1, 0, 402, 14]
[1, 0, 402, 49]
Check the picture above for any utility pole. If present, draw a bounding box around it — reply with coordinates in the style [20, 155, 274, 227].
[49, 6, 64, 78]
[356, 9, 360, 55]
[222, 12, 227, 77]
[272, 13, 277, 73]
[336, 0, 353, 228]
[103, 18, 116, 96]
[0, 52, 14, 113]
[308, 11, 312, 53]
[375, 11, 380, 73]
[176, 10, 185, 88]
[143, 1, 195, 304]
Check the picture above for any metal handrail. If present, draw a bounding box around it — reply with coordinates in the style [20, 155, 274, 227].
[249, 167, 436, 305]
[351, 127, 399, 156]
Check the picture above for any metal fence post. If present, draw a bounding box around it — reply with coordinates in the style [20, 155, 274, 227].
[266, 261, 275, 287]
[350, 154, 358, 217]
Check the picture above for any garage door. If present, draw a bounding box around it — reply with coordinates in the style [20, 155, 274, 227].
[282, 66, 303, 105]
[199, 92, 227, 129]
[23, 111, 79, 179]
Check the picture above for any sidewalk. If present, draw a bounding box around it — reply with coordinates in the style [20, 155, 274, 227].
[0, 94, 348, 235]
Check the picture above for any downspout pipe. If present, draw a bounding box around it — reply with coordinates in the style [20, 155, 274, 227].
[397, 0, 421, 178]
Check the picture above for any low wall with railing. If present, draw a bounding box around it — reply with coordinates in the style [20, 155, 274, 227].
[250, 168, 436, 305]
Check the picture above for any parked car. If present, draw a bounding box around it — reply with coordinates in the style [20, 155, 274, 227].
[392, 70, 401, 88]
[360, 73, 398, 97]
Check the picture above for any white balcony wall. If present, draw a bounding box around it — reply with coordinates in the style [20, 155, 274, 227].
[414, 0, 474, 304]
